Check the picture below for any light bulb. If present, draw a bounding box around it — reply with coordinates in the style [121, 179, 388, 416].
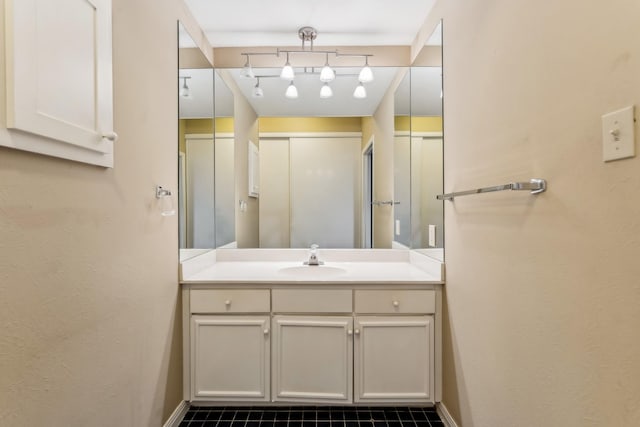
[320, 82, 333, 98]
[285, 81, 298, 99]
[358, 65, 374, 83]
[353, 82, 367, 99]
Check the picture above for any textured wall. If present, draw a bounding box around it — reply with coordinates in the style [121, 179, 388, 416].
[428, 0, 640, 425]
[0, 0, 207, 425]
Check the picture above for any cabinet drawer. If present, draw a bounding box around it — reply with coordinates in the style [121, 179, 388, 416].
[355, 290, 435, 314]
[272, 289, 352, 313]
[190, 289, 270, 313]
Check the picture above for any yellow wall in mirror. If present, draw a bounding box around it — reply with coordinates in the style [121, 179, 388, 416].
[394, 116, 443, 132]
[259, 117, 362, 133]
[178, 118, 235, 153]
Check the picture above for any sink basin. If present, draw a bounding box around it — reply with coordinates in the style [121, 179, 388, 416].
[278, 265, 347, 277]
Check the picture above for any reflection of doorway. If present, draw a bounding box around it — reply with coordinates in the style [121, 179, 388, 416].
[362, 138, 374, 248]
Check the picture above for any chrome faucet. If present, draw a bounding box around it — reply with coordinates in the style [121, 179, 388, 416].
[304, 244, 324, 266]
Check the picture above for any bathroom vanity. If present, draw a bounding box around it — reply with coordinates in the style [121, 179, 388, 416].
[180, 249, 444, 406]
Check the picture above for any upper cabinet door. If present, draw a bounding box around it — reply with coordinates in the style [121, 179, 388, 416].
[3, 0, 115, 167]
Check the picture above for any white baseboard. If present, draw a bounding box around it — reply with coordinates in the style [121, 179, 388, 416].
[436, 402, 459, 427]
[163, 400, 189, 427]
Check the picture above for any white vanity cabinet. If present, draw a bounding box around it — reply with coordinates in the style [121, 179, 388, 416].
[188, 289, 270, 402]
[271, 289, 354, 403]
[354, 290, 436, 404]
[183, 284, 442, 405]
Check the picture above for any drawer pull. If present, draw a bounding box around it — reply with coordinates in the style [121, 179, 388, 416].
[355, 329, 361, 335]
[225, 300, 231, 306]
[392, 300, 400, 307]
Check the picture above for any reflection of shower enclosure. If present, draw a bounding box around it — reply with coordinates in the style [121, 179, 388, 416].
[411, 136, 444, 248]
[259, 136, 361, 248]
[184, 135, 235, 249]
[394, 135, 411, 248]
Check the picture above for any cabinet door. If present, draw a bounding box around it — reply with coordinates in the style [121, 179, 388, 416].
[191, 315, 270, 402]
[272, 316, 353, 403]
[354, 316, 434, 403]
[3, 0, 115, 167]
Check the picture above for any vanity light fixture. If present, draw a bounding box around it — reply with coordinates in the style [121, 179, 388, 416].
[353, 82, 367, 99]
[319, 82, 333, 99]
[252, 77, 264, 98]
[241, 27, 375, 100]
[285, 81, 298, 99]
[280, 52, 295, 80]
[179, 76, 191, 98]
[240, 54, 255, 78]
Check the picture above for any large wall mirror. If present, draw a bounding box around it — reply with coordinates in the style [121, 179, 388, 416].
[178, 21, 444, 258]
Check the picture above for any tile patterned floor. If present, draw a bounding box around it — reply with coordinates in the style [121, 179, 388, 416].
[179, 406, 445, 427]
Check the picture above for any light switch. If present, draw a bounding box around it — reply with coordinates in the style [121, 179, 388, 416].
[395, 220, 401, 236]
[602, 105, 635, 162]
[428, 224, 436, 247]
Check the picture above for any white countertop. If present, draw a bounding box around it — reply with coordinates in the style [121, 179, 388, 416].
[180, 249, 444, 285]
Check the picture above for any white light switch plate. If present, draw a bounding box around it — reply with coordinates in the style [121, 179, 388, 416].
[395, 220, 401, 236]
[428, 224, 436, 247]
[602, 105, 635, 162]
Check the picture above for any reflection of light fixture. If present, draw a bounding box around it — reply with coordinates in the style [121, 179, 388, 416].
[285, 81, 298, 99]
[179, 76, 191, 98]
[240, 54, 254, 78]
[280, 52, 295, 80]
[320, 82, 333, 98]
[253, 77, 264, 98]
[320, 53, 335, 82]
[358, 57, 374, 83]
[353, 82, 367, 99]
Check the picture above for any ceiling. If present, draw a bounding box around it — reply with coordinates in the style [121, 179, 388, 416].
[179, 1, 441, 118]
[184, 0, 437, 47]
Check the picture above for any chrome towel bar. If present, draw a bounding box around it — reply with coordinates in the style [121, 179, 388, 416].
[437, 178, 547, 201]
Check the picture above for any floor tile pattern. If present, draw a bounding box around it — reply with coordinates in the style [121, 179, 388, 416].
[179, 406, 444, 427]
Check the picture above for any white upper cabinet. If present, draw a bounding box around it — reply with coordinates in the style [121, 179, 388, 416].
[3, 0, 115, 167]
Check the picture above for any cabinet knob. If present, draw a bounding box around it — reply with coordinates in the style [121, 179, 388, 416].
[392, 300, 400, 307]
[355, 329, 360, 335]
[224, 300, 231, 306]
[347, 329, 353, 336]
[264, 329, 269, 335]
[102, 131, 118, 142]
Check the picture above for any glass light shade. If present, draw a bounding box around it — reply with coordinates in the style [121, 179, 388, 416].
[280, 62, 295, 80]
[353, 82, 367, 99]
[253, 84, 264, 98]
[320, 65, 335, 82]
[320, 83, 333, 98]
[241, 64, 255, 78]
[285, 81, 298, 99]
[358, 65, 374, 83]
[180, 83, 190, 98]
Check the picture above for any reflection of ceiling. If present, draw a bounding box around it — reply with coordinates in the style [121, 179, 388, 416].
[184, 0, 436, 47]
[227, 67, 399, 117]
[179, 1, 443, 118]
[179, 69, 213, 119]
[411, 67, 443, 116]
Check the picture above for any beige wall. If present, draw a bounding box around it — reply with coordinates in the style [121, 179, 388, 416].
[423, 0, 640, 425]
[0, 0, 209, 425]
[217, 70, 260, 248]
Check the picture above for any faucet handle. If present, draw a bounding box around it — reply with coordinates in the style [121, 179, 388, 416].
[310, 244, 319, 251]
